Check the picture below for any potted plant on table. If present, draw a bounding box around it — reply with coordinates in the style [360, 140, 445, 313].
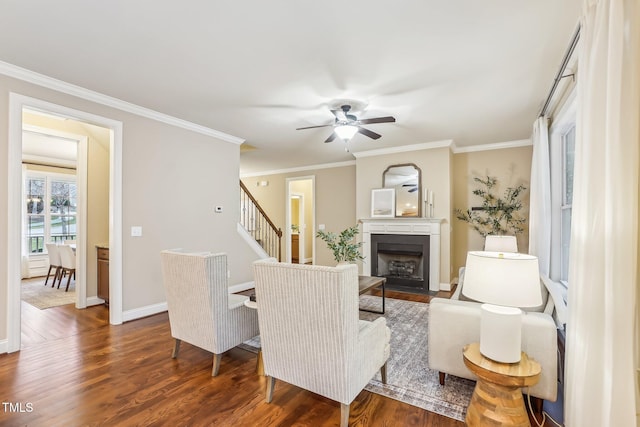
[316, 225, 365, 265]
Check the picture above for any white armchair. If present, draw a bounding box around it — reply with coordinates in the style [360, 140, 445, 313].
[252, 259, 391, 427]
[160, 250, 259, 376]
[428, 279, 558, 402]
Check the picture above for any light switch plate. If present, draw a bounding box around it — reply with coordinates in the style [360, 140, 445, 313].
[131, 226, 142, 237]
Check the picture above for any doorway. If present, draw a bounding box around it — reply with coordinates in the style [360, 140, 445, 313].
[7, 94, 124, 353]
[286, 177, 315, 264]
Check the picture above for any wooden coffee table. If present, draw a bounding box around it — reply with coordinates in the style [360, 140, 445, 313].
[358, 275, 386, 314]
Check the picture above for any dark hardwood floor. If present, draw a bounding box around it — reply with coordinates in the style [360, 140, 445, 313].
[2, 285, 549, 426]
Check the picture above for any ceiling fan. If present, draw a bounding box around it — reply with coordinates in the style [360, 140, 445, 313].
[296, 104, 396, 143]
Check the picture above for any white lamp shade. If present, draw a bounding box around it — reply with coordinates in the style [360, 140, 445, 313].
[462, 251, 542, 308]
[334, 125, 358, 140]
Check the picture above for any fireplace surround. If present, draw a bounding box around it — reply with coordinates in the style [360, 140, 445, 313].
[361, 218, 442, 293]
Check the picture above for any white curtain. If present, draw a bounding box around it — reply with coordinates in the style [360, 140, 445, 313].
[565, 0, 639, 426]
[528, 116, 552, 276]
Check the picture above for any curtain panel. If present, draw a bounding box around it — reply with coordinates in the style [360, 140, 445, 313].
[564, 0, 639, 426]
[528, 116, 552, 276]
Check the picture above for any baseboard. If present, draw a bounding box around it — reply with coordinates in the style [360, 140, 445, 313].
[0, 339, 7, 354]
[439, 282, 452, 292]
[120, 284, 253, 322]
[229, 281, 254, 294]
[86, 297, 106, 307]
[122, 302, 168, 322]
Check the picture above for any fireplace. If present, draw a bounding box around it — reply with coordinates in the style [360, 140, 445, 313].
[371, 234, 430, 293]
[361, 218, 442, 292]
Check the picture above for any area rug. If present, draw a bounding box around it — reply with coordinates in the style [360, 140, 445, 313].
[240, 295, 474, 422]
[21, 278, 76, 309]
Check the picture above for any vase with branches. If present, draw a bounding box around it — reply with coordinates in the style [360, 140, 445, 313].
[455, 176, 527, 237]
[316, 225, 365, 264]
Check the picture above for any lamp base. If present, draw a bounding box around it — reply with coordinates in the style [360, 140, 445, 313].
[479, 304, 523, 363]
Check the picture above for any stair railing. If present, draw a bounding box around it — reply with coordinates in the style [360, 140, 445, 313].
[239, 181, 282, 261]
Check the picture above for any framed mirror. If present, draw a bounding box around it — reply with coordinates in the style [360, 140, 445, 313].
[383, 163, 422, 217]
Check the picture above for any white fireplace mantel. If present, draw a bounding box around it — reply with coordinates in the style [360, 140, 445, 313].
[360, 218, 443, 292]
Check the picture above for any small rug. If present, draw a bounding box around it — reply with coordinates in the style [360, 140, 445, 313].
[21, 278, 76, 310]
[240, 295, 474, 421]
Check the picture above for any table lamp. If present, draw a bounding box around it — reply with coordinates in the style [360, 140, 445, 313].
[462, 251, 541, 363]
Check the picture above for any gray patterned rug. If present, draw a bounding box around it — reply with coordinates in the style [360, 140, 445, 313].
[241, 295, 474, 421]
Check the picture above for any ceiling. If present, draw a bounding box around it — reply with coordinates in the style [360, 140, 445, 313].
[0, 1, 581, 175]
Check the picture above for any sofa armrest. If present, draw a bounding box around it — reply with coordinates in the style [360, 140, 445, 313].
[428, 298, 558, 402]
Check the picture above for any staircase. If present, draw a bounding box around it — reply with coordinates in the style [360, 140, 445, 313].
[240, 181, 282, 261]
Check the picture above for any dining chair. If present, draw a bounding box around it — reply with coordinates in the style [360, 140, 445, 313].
[44, 243, 61, 287]
[57, 244, 76, 291]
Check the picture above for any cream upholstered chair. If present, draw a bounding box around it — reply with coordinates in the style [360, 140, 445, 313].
[44, 243, 61, 287]
[252, 259, 390, 427]
[160, 250, 259, 376]
[57, 244, 76, 291]
[430, 233, 558, 403]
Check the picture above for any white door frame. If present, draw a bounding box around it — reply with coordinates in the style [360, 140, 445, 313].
[285, 176, 315, 265]
[22, 124, 88, 307]
[289, 193, 305, 263]
[7, 93, 124, 352]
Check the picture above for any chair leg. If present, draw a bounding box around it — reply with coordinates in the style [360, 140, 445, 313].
[439, 372, 445, 385]
[171, 339, 181, 358]
[265, 376, 276, 403]
[44, 266, 54, 286]
[211, 353, 221, 376]
[65, 269, 74, 291]
[380, 362, 388, 384]
[340, 403, 350, 427]
[57, 269, 64, 289]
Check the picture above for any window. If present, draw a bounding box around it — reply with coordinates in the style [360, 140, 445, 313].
[25, 172, 77, 254]
[549, 90, 576, 299]
[560, 125, 575, 283]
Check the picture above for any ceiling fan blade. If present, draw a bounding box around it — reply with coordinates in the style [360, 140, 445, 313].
[324, 132, 337, 143]
[358, 116, 396, 125]
[296, 123, 335, 130]
[357, 127, 382, 140]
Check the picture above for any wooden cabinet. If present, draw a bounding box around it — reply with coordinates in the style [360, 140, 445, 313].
[97, 247, 109, 305]
[291, 234, 299, 263]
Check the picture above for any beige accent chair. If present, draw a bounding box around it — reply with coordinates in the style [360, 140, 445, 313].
[252, 259, 391, 427]
[484, 235, 518, 252]
[160, 250, 259, 376]
[428, 240, 558, 403]
[44, 243, 61, 287]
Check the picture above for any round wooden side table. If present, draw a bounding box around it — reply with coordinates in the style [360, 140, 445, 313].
[463, 342, 541, 427]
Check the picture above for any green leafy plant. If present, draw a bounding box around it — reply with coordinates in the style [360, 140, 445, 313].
[455, 176, 527, 237]
[316, 225, 365, 263]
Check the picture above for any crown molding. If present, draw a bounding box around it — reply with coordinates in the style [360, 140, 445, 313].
[351, 140, 454, 158]
[453, 139, 532, 153]
[0, 61, 244, 145]
[240, 160, 356, 178]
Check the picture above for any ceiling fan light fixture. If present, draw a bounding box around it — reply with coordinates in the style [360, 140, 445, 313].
[335, 124, 358, 141]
